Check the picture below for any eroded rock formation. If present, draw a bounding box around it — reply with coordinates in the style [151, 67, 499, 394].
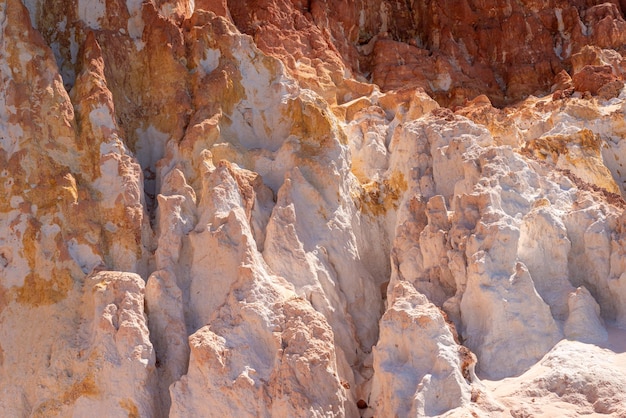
[2, 0, 626, 417]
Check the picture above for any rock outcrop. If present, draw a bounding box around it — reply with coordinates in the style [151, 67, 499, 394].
[2, 1, 626, 417]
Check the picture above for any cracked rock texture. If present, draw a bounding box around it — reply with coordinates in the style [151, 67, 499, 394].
[2, 0, 626, 417]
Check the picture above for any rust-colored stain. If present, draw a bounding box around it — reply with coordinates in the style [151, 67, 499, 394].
[356, 171, 408, 216]
[30, 373, 99, 417]
[0, 284, 7, 318]
[523, 128, 600, 163]
[62, 373, 99, 404]
[290, 98, 346, 156]
[120, 398, 140, 418]
[15, 218, 71, 306]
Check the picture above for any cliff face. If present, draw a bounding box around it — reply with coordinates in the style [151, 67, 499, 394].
[2, 0, 626, 416]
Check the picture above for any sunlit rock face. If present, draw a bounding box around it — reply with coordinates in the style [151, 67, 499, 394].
[2, 1, 626, 417]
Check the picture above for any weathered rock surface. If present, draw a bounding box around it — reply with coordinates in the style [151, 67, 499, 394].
[369, 281, 476, 417]
[3, 1, 626, 417]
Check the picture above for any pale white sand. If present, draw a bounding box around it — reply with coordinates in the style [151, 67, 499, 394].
[480, 325, 626, 417]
